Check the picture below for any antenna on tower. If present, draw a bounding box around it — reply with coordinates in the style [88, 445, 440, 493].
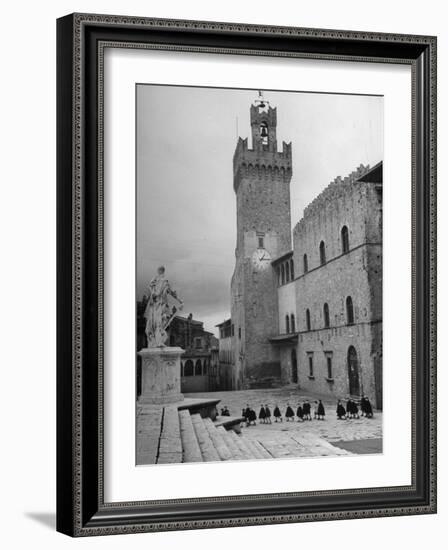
[254, 90, 268, 109]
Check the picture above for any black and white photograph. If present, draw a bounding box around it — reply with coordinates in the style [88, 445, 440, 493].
[136, 85, 383, 466]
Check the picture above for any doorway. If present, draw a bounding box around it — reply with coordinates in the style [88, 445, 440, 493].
[347, 345, 360, 395]
[291, 348, 298, 384]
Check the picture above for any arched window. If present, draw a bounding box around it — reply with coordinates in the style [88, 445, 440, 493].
[341, 225, 349, 254]
[184, 360, 194, 376]
[290, 259, 294, 280]
[303, 254, 308, 274]
[195, 360, 202, 376]
[346, 296, 354, 325]
[319, 241, 326, 265]
[259, 122, 268, 145]
[285, 261, 290, 282]
[281, 264, 285, 285]
[290, 313, 296, 333]
[285, 314, 290, 334]
[323, 303, 330, 328]
[306, 309, 311, 331]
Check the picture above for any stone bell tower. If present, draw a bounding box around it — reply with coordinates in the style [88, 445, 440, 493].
[230, 92, 292, 388]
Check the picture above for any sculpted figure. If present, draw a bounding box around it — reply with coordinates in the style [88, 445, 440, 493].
[143, 266, 183, 347]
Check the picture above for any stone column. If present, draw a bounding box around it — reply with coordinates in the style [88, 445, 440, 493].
[138, 347, 185, 404]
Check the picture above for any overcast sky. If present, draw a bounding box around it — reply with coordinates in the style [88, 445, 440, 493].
[136, 85, 383, 335]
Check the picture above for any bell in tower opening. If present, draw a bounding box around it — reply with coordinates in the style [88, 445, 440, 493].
[260, 122, 269, 145]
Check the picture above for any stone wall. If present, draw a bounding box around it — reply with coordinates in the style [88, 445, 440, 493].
[277, 280, 296, 334]
[295, 323, 378, 403]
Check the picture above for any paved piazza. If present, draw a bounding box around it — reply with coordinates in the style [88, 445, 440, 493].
[186, 387, 382, 458]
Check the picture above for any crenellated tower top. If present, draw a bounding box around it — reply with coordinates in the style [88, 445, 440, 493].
[233, 91, 292, 192]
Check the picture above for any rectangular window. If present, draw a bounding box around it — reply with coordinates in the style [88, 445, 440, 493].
[238, 327, 241, 339]
[231, 324, 235, 337]
[327, 356, 333, 379]
[256, 231, 265, 249]
[308, 355, 314, 377]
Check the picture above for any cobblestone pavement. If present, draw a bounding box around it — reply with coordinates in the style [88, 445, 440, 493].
[186, 387, 382, 457]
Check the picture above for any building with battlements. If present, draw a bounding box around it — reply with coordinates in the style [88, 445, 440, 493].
[220, 93, 383, 408]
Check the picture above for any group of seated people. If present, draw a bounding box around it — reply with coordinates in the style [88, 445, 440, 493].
[238, 400, 326, 426]
[220, 395, 374, 426]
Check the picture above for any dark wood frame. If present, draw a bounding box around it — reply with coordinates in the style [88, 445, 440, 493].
[57, 13, 437, 537]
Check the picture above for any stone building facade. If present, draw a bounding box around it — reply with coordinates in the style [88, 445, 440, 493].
[222, 94, 383, 408]
[272, 162, 383, 408]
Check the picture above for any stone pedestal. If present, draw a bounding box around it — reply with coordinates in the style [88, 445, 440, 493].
[138, 347, 185, 404]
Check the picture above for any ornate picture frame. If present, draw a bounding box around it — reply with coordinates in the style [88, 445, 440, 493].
[56, 13, 437, 536]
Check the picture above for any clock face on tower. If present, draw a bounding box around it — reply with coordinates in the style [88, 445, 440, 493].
[252, 248, 271, 270]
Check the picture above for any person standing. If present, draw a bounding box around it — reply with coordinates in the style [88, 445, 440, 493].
[296, 404, 304, 422]
[259, 405, 266, 424]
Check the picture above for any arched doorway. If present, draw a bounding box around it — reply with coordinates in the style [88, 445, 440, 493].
[291, 348, 298, 384]
[195, 360, 202, 376]
[347, 346, 360, 395]
[184, 360, 194, 376]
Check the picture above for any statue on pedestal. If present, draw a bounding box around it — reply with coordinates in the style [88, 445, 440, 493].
[143, 266, 183, 348]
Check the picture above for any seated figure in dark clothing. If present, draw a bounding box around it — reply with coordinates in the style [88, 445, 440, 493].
[285, 403, 295, 421]
[273, 405, 282, 422]
[296, 405, 304, 422]
[259, 405, 266, 424]
[302, 401, 312, 420]
[360, 395, 367, 416]
[248, 407, 257, 426]
[351, 400, 360, 419]
[264, 404, 272, 424]
[364, 397, 374, 418]
[317, 399, 325, 420]
[336, 400, 346, 420]
[244, 404, 251, 426]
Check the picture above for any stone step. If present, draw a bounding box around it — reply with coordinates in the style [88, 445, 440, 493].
[216, 426, 245, 461]
[178, 409, 203, 463]
[228, 430, 258, 460]
[256, 437, 301, 459]
[213, 416, 244, 433]
[202, 418, 233, 461]
[244, 438, 265, 459]
[250, 439, 273, 459]
[157, 405, 183, 464]
[190, 413, 220, 462]
[136, 406, 163, 465]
